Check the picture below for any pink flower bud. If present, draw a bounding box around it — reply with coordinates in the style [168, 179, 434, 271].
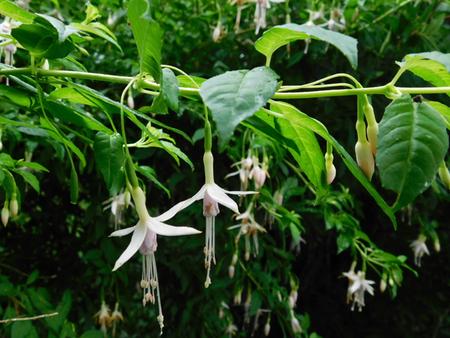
[291, 316, 302, 333]
[250, 165, 266, 189]
[228, 265, 235, 278]
[355, 141, 374, 180]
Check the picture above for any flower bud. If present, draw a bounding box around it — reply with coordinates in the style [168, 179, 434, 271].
[212, 22, 223, 42]
[291, 316, 302, 333]
[228, 265, 235, 278]
[232, 253, 238, 265]
[324, 152, 336, 184]
[234, 290, 242, 305]
[10, 197, 18, 217]
[363, 102, 378, 155]
[250, 165, 267, 189]
[42, 59, 49, 70]
[434, 237, 441, 253]
[124, 190, 131, 208]
[380, 273, 387, 293]
[355, 141, 374, 180]
[1, 206, 9, 226]
[264, 322, 271, 336]
[127, 93, 135, 109]
[438, 164, 450, 190]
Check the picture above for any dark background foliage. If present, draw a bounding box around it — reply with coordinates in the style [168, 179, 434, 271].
[0, 0, 449, 337]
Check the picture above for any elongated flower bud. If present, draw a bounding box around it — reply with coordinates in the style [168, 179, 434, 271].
[380, 273, 387, 293]
[264, 322, 271, 336]
[2, 206, 9, 226]
[363, 102, 378, 155]
[438, 163, 450, 190]
[355, 141, 374, 180]
[228, 265, 235, 278]
[324, 152, 336, 184]
[10, 198, 18, 217]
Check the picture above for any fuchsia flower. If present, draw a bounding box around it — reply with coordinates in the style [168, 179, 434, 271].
[110, 186, 200, 333]
[156, 151, 254, 287]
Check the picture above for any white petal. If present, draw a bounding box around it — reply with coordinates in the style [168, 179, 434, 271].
[208, 184, 239, 214]
[148, 218, 201, 236]
[155, 185, 207, 222]
[223, 188, 257, 196]
[112, 224, 147, 271]
[109, 225, 136, 237]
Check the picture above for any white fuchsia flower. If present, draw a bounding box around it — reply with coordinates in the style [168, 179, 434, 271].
[410, 234, 430, 267]
[226, 155, 253, 191]
[157, 151, 254, 287]
[343, 268, 375, 312]
[110, 186, 200, 333]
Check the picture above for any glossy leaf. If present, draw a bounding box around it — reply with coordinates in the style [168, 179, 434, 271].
[424, 100, 450, 129]
[94, 132, 125, 195]
[128, 0, 163, 81]
[255, 24, 358, 69]
[200, 66, 279, 145]
[15, 169, 40, 193]
[377, 94, 448, 211]
[70, 22, 122, 52]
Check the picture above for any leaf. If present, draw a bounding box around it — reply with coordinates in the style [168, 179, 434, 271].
[11, 321, 38, 338]
[14, 169, 40, 192]
[0, 84, 34, 107]
[16, 161, 48, 172]
[257, 102, 398, 227]
[70, 22, 122, 52]
[136, 165, 170, 197]
[271, 102, 325, 190]
[398, 52, 450, 95]
[80, 330, 104, 338]
[424, 100, 450, 129]
[255, 23, 358, 69]
[70, 166, 79, 204]
[161, 68, 179, 112]
[93, 132, 125, 195]
[11, 16, 75, 59]
[377, 94, 448, 211]
[0, 0, 35, 24]
[200, 66, 279, 145]
[128, 0, 163, 81]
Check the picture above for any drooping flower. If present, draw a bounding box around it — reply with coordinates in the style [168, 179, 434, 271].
[110, 186, 200, 333]
[94, 301, 112, 335]
[157, 151, 254, 287]
[225, 155, 253, 191]
[229, 208, 266, 260]
[343, 268, 375, 311]
[410, 234, 430, 267]
[103, 190, 132, 229]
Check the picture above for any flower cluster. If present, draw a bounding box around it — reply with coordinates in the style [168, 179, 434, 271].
[343, 266, 375, 312]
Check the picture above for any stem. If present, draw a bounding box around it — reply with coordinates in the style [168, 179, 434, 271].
[1, 68, 448, 98]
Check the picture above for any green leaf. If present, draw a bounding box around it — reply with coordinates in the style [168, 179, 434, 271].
[161, 68, 179, 112]
[93, 132, 125, 195]
[200, 66, 279, 145]
[0, 153, 15, 168]
[128, 0, 163, 81]
[11, 16, 75, 59]
[398, 52, 450, 95]
[255, 24, 358, 69]
[136, 165, 170, 197]
[16, 161, 48, 172]
[423, 100, 450, 129]
[70, 22, 122, 52]
[261, 101, 397, 227]
[80, 330, 104, 338]
[14, 169, 40, 192]
[0, 84, 34, 107]
[0, 0, 35, 24]
[11, 321, 38, 338]
[377, 95, 449, 211]
[271, 102, 325, 190]
[70, 166, 79, 204]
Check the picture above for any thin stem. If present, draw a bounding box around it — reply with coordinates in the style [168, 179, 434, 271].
[279, 73, 361, 91]
[0, 312, 58, 324]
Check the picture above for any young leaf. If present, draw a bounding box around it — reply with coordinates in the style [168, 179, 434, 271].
[128, 0, 163, 81]
[377, 94, 448, 211]
[255, 24, 358, 69]
[200, 66, 279, 145]
[93, 132, 125, 195]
